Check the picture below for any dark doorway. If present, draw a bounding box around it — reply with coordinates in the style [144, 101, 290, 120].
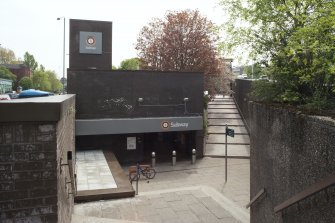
[143, 131, 195, 162]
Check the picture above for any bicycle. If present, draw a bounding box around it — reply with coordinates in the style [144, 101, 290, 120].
[128, 164, 156, 183]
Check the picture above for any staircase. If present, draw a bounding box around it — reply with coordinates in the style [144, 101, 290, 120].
[205, 95, 250, 158]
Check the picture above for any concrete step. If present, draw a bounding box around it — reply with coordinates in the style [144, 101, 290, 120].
[207, 134, 250, 144]
[208, 101, 235, 105]
[205, 144, 250, 157]
[208, 126, 248, 134]
[208, 113, 242, 119]
[208, 105, 237, 109]
[72, 214, 147, 223]
[208, 108, 239, 114]
[208, 119, 245, 126]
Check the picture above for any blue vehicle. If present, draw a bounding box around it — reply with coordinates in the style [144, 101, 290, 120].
[19, 89, 54, 98]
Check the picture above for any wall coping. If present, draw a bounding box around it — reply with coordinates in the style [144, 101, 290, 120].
[250, 101, 335, 127]
[0, 94, 75, 122]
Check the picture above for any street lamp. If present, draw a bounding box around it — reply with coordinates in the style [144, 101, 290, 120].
[57, 17, 65, 94]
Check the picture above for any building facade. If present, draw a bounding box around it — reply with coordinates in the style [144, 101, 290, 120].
[67, 19, 204, 164]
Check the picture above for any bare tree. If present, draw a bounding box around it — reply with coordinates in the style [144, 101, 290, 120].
[136, 10, 227, 94]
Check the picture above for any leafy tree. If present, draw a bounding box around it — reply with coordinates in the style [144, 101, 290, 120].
[46, 70, 62, 92]
[136, 10, 226, 93]
[221, 0, 335, 109]
[119, 58, 140, 70]
[32, 70, 50, 91]
[0, 66, 16, 81]
[39, 64, 45, 72]
[112, 65, 117, 70]
[0, 47, 16, 64]
[19, 77, 33, 90]
[24, 52, 38, 72]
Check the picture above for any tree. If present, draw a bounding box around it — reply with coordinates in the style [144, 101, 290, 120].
[32, 70, 50, 91]
[119, 58, 140, 70]
[220, 0, 335, 109]
[19, 77, 33, 90]
[0, 66, 16, 81]
[46, 70, 62, 92]
[136, 10, 225, 93]
[24, 52, 38, 72]
[0, 47, 16, 64]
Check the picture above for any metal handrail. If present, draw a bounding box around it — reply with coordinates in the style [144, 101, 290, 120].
[232, 96, 250, 134]
[274, 172, 335, 213]
[246, 188, 266, 208]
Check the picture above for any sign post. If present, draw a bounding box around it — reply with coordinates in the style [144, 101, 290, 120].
[225, 124, 235, 183]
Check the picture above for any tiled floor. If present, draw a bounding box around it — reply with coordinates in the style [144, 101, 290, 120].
[76, 150, 117, 191]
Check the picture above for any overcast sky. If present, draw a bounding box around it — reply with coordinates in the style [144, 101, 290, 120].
[1, 0, 228, 78]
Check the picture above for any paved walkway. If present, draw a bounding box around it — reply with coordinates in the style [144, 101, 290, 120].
[73, 157, 250, 223]
[205, 95, 250, 158]
[76, 150, 117, 191]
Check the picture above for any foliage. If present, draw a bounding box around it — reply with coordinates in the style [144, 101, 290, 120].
[0, 47, 17, 64]
[136, 10, 228, 93]
[0, 66, 16, 81]
[119, 58, 140, 70]
[46, 70, 62, 92]
[24, 52, 38, 72]
[32, 70, 51, 91]
[220, 0, 335, 110]
[31, 69, 62, 92]
[19, 77, 33, 90]
[243, 63, 265, 79]
[112, 65, 117, 70]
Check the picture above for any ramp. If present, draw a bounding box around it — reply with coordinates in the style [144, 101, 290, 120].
[75, 150, 135, 202]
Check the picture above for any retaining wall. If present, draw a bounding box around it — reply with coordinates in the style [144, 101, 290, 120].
[249, 102, 335, 223]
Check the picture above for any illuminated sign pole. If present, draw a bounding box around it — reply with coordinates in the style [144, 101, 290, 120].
[225, 124, 235, 183]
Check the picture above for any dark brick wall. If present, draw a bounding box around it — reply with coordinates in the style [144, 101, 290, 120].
[0, 123, 58, 222]
[67, 70, 204, 119]
[249, 102, 335, 223]
[0, 95, 75, 223]
[69, 19, 112, 70]
[56, 97, 75, 223]
[232, 79, 252, 132]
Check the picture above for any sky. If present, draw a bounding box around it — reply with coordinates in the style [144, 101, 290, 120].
[0, 0, 228, 78]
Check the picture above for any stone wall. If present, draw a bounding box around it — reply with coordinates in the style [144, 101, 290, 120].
[0, 95, 75, 223]
[249, 102, 335, 223]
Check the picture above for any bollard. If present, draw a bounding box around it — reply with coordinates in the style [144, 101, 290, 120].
[192, 149, 196, 164]
[151, 152, 156, 168]
[172, 150, 176, 166]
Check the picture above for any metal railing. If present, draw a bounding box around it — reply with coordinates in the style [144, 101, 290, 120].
[274, 172, 335, 213]
[246, 188, 266, 209]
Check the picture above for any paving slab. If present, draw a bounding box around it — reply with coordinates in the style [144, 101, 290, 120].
[205, 144, 250, 157]
[73, 185, 249, 223]
[208, 108, 239, 114]
[208, 119, 245, 126]
[208, 113, 242, 119]
[208, 105, 237, 109]
[208, 126, 248, 134]
[207, 134, 250, 144]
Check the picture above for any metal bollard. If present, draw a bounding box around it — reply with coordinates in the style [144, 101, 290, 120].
[192, 149, 196, 164]
[172, 150, 176, 166]
[151, 152, 156, 168]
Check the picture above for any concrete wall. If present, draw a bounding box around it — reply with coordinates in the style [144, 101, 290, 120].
[0, 95, 75, 223]
[67, 70, 203, 119]
[249, 102, 335, 223]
